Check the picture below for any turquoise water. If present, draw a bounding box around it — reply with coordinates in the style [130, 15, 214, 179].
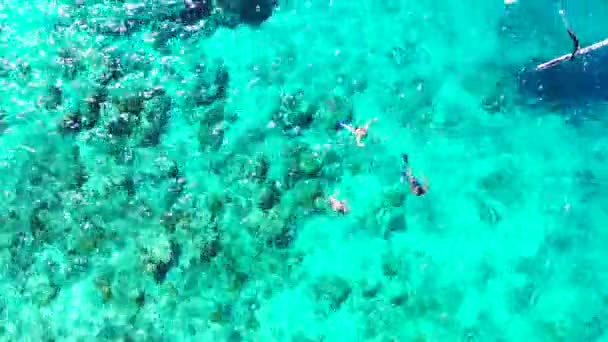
[2, 0, 608, 340]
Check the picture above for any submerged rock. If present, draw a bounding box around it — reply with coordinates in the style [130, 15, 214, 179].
[58, 88, 106, 134]
[24, 273, 58, 306]
[252, 155, 270, 182]
[141, 236, 182, 283]
[319, 95, 353, 131]
[297, 149, 323, 177]
[43, 85, 62, 110]
[291, 179, 322, 208]
[272, 92, 317, 132]
[257, 183, 280, 210]
[198, 104, 226, 151]
[192, 61, 229, 106]
[95, 275, 113, 303]
[180, 0, 213, 24]
[312, 275, 352, 311]
[216, 0, 277, 25]
[383, 186, 407, 208]
[383, 210, 406, 238]
[59, 112, 82, 134]
[0, 109, 7, 135]
[134, 89, 172, 147]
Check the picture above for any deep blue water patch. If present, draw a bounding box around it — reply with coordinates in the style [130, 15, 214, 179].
[518, 44, 608, 106]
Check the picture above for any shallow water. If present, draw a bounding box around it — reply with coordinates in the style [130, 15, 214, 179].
[1, 0, 608, 340]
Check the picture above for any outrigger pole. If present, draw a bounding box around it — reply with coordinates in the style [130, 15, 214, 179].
[536, 38, 608, 71]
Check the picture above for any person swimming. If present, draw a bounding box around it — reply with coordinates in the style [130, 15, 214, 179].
[401, 154, 428, 196]
[328, 190, 349, 214]
[337, 117, 378, 147]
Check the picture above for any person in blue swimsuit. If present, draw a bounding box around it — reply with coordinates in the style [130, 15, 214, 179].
[401, 154, 428, 196]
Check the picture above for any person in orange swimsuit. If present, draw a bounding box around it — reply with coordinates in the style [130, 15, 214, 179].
[337, 117, 378, 147]
[328, 190, 349, 214]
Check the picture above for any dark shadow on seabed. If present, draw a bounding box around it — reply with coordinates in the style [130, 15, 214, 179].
[518, 44, 608, 106]
[514, 43, 608, 125]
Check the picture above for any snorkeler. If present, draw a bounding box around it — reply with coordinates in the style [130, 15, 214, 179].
[328, 190, 349, 214]
[337, 117, 378, 147]
[401, 154, 428, 196]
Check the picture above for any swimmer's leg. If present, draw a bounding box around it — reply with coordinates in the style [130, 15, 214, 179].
[336, 120, 356, 134]
[363, 117, 378, 129]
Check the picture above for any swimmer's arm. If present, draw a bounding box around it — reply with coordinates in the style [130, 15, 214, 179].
[339, 122, 356, 134]
[364, 117, 378, 129]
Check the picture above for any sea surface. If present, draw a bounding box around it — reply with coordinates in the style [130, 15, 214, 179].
[1, 0, 608, 340]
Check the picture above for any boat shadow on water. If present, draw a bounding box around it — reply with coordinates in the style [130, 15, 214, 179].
[517, 44, 608, 123]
